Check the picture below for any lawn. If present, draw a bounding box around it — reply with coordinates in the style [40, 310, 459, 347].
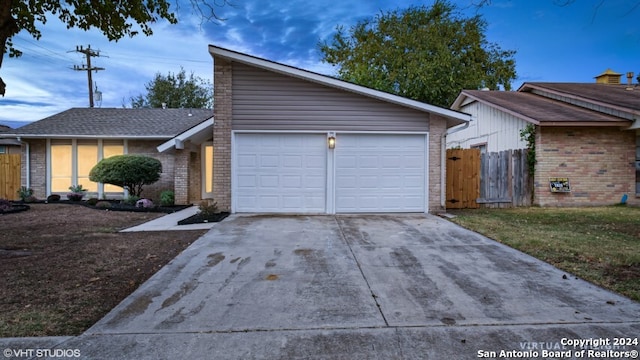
[0, 203, 207, 337]
[448, 206, 640, 301]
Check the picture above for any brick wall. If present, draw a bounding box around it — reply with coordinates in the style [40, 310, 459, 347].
[213, 57, 232, 211]
[534, 127, 638, 206]
[172, 149, 190, 204]
[127, 140, 176, 202]
[429, 114, 445, 213]
[24, 139, 46, 199]
[189, 150, 202, 204]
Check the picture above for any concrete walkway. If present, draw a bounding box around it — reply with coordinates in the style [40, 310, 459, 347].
[2, 214, 639, 359]
[120, 206, 217, 232]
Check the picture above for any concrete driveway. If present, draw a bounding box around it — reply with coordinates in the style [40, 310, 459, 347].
[8, 214, 639, 359]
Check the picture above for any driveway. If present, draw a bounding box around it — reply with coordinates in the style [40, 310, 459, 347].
[9, 214, 639, 359]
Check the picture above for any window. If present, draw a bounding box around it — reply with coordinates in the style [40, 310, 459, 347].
[0, 146, 6, 154]
[49, 140, 125, 195]
[472, 143, 487, 155]
[51, 141, 73, 192]
[202, 142, 214, 198]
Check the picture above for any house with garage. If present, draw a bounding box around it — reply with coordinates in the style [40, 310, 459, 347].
[3, 45, 471, 212]
[206, 45, 471, 214]
[447, 69, 640, 207]
[1, 108, 214, 204]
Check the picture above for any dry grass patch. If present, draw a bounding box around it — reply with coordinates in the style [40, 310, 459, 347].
[449, 206, 640, 301]
[0, 203, 206, 337]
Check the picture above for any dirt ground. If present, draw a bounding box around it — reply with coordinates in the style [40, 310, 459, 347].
[0, 203, 207, 337]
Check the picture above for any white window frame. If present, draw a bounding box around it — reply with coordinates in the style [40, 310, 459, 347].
[46, 139, 128, 198]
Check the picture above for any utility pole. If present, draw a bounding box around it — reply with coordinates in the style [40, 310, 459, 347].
[72, 45, 105, 107]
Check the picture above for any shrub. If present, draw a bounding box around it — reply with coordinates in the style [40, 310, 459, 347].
[198, 201, 219, 217]
[89, 155, 162, 197]
[136, 198, 154, 208]
[67, 184, 87, 201]
[17, 187, 33, 202]
[160, 190, 175, 207]
[47, 194, 61, 202]
[87, 198, 99, 206]
[95, 201, 112, 209]
[0, 199, 11, 212]
[123, 196, 140, 206]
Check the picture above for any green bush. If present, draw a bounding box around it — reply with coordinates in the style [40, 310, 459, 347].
[123, 196, 140, 206]
[17, 187, 33, 202]
[89, 155, 162, 197]
[47, 194, 61, 202]
[160, 190, 175, 206]
[87, 198, 99, 206]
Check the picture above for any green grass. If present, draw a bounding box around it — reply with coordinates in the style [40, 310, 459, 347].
[449, 206, 640, 301]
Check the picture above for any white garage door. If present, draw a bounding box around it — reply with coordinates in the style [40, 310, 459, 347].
[335, 134, 426, 212]
[235, 133, 327, 213]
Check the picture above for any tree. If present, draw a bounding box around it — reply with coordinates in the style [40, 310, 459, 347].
[319, 1, 516, 107]
[0, 0, 229, 96]
[89, 155, 162, 197]
[128, 68, 212, 108]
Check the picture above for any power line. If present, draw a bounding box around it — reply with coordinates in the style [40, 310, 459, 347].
[72, 45, 105, 108]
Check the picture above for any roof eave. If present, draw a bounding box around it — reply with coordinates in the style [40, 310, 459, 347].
[209, 45, 471, 125]
[519, 83, 640, 116]
[539, 121, 632, 127]
[2, 134, 174, 140]
[157, 118, 214, 152]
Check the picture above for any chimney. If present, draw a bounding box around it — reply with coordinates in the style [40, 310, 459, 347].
[626, 72, 634, 90]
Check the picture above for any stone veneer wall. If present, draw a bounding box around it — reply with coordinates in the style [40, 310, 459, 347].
[212, 57, 232, 211]
[534, 127, 638, 206]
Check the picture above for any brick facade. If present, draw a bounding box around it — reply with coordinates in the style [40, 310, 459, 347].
[22, 139, 201, 205]
[212, 57, 233, 211]
[534, 127, 638, 206]
[22, 139, 46, 199]
[429, 115, 446, 213]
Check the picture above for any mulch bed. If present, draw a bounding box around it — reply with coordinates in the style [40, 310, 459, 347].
[178, 212, 230, 225]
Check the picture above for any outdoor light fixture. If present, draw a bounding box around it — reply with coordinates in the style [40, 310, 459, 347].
[327, 134, 336, 149]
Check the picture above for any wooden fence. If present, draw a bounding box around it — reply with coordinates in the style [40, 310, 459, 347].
[445, 148, 480, 209]
[0, 154, 21, 200]
[446, 149, 531, 209]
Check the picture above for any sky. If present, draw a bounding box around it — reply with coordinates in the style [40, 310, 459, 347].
[0, 0, 638, 126]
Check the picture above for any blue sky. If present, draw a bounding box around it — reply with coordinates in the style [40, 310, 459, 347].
[0, 0, 638, 125]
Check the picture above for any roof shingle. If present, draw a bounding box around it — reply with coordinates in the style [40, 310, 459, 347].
[4, 108, 213, 138]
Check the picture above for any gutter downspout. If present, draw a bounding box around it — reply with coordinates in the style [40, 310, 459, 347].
[440, 117, 472, 209]
[16, 137, 30, 189]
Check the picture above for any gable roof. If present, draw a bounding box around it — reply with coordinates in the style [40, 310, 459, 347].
[519, 83, 640, 116]
[453, 90, 631, 127]
[3, 108, 213, 139]
[208, 45, 471, 127]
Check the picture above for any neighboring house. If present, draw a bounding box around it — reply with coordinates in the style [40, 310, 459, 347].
[1, 108, 213, 204]
[207, 45, 470, 214]
[0, 125, 22, 154]
[447, 70, 640, 207]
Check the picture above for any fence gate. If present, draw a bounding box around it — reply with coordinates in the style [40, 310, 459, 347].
[445, 149, 480, 209]
[0, 154, 21, 200]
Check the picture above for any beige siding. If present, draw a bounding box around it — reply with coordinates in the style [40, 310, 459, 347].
[232, 63, 430, 132]
[447, 101, 529, 152]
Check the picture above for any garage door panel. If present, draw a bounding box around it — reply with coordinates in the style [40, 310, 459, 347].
[235, 133, 327, 213]
[335, 134, 426, 213]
